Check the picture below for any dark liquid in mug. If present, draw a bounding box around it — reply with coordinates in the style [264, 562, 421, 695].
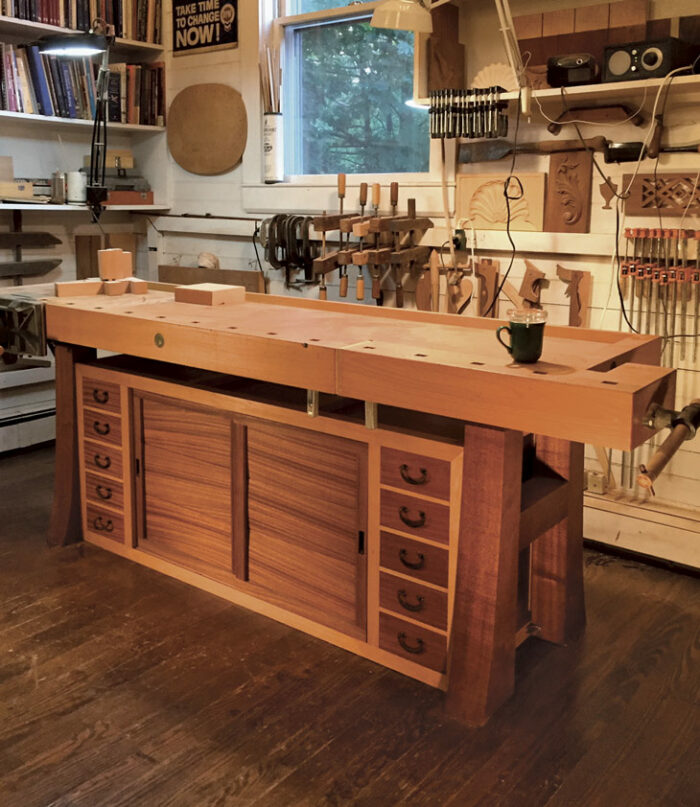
[509, 321, 544, 363]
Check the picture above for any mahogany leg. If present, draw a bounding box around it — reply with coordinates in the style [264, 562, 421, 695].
[445, 424, 523, 726]
[47, 342, 96, 547]
[530, 436, 585, 644]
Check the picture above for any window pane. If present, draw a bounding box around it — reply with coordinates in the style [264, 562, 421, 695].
[289, 20, 429, 175]
[286, 1, 343, 13]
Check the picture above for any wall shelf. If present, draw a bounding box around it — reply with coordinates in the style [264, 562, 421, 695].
[0, 15, 163, 55]
[0, 109, 164, 134]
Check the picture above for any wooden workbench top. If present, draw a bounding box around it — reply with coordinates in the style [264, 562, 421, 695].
[42, 290, 674, 449]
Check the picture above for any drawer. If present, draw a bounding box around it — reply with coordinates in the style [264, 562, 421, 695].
[83, 439, 123, 479]
[380, 572, 447, 631]
[83, 409, 122, 446]
[82, 377, 121, 414]
[85, 471, 124, 511]
[380, 489, 449, 545]
[379, 612, 446, 672]
[85, 504, 124, 543]
[380, 531, 449, 588]
[381, 447, 450, 500]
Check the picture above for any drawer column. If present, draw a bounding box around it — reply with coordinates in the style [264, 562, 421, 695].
[48, 342, 96, 547]
[445, 424, 523, 726]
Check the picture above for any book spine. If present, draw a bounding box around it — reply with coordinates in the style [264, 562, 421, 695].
[26, 46, 53, 116]
[59, 59, 77, 118]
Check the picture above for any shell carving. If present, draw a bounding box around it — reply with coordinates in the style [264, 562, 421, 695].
[467, 179, 534, 229]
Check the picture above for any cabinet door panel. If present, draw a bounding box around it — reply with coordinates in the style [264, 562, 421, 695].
[135, 394, 234, 581]
[247, 422, 367, 639]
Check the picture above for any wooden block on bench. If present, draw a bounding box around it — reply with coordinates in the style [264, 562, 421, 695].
[127, 277, 148, 294]
[174, 283, 246, 306]
[98, 248, 132, 281]
[54, 278, 104, 297]
[102, 279, 130, 296]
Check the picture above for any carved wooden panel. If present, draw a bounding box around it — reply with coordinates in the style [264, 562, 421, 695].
[623, 173, 700, 217]
[544, 151, 592, 234]
[456, 173, 545, 232]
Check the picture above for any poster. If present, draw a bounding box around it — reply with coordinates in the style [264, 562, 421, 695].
[172, 0, 238, 55]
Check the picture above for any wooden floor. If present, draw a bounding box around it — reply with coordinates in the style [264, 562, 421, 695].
[1, 445, 698, 807]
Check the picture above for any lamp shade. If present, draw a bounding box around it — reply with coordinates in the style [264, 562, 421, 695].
[370, 0, 433, 34]
[39, 33, 107, 57]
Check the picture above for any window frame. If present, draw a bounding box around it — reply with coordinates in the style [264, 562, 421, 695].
[240, 1, 454, 215]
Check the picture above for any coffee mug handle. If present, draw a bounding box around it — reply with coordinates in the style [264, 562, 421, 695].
[496, 325, 512, 354]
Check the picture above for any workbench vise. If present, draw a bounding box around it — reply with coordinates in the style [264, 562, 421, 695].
[638, 400, 700, 493]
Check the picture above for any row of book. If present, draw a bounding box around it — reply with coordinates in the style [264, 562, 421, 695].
[107, 60, 164, 126]
[0, 43, 164, 125]
[1, 0, 162, 44]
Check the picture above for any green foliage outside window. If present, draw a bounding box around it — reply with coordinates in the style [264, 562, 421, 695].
[290, 20, 429, 175]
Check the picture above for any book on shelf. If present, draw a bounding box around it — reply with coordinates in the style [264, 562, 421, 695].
[0, 43, 164, 124]
[0, 0, 163, 44]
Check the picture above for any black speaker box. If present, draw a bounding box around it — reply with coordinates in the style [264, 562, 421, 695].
[603, 38, 699, 82]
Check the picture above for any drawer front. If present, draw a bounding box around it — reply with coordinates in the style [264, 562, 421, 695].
[380, 448, 450, 500]
[85, 504, 124, 543]
[380, 489, 449, 545]
[379, 612, 446, 672]
[380, 531, 449, 588]
[85, 471, 124, 511]
[380, 572, 447, 631]
[82, 377, 121, 414]
[83, 439, 123, 479]
[83, 409, 122, 446]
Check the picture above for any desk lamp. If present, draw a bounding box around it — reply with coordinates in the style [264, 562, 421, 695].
[40, 20, 114, 220]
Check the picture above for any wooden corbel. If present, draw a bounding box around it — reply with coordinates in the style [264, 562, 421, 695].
[556, 264, 592, 327]
[475, 258, 499, 318]
[519, 260, 546, 308]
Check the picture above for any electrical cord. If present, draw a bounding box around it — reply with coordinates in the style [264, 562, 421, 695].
[482, 88, 522, 318]
[252, 225, 266, 277]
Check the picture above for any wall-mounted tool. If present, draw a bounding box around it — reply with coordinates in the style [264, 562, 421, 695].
[458, 135, 606, 164]
[638, 400, 700, 495]
[546, 104, 644, 136]
[337, 174, 348, 297]
[430, 86, 507, 140]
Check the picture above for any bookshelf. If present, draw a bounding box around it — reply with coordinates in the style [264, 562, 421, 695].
[0, 9, 170, 210]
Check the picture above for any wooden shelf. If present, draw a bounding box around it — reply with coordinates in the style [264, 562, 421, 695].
[415, 74, 700, 110]
[0, 203, 170, 212]
[0, 15, 163, 54]
[0, 109, 164, 133]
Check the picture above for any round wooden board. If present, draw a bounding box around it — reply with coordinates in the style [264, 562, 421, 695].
[167, 84, 247, 175]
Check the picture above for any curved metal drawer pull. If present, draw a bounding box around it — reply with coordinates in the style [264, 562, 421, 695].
[94, 454, 111, 470]
[92, 388, 109, 404]
[399, 549, 425, 570]
[399, 464, 428, 486]
[93, 516, 114, 532]
[93, 421, 110, 436]
[397, 589, 425, 613]
[397, 632, 425, 655]
[398, 506, 426, 529]
[96, 484, 112, 501]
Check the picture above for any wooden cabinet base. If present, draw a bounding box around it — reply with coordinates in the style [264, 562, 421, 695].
[68, 356, 586, 726]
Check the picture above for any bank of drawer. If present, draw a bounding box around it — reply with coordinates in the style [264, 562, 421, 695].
[380, 531, 449, 588]
[380, 448, 450, 500]
[380, 489, 449, 545]
[380, 572, 447, 631]
[85, 471, 124, 511]
[83, 439, 123, 479]
[379, 612, 446, 672]
[85, 504, 124, 543]
[82, 377, 120, 414]
[83, 409, 121, 446]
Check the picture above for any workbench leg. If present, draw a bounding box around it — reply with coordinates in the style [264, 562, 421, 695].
[47, 343, 96, 547]
[445, 424, 523, 726]
[530, 437, 585, 644]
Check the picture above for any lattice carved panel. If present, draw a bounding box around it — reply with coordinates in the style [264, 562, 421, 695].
[623, 173, 700, 217]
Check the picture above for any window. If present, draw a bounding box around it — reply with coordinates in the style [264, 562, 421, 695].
[278, 2, 429, 176]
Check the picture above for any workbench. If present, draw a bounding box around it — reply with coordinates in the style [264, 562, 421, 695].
[41, 289, 674, 725]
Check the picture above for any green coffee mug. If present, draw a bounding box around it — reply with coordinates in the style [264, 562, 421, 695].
[496, 309, 547, 364]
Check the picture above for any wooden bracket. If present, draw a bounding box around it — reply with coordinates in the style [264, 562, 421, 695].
[556, 264, 591, 327]
[475, 258, 500, 318]
[519, 260, 546, 308]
